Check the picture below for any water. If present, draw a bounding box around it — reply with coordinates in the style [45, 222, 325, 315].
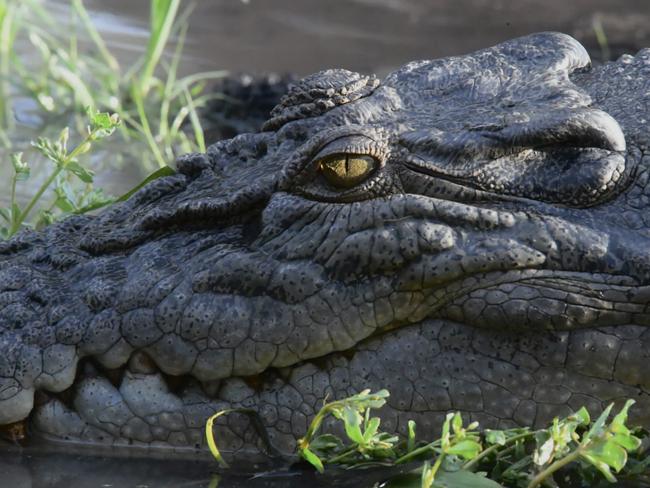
[0, 439, 412, 488]
[87, 0, 650, 76]
[4, 1, 650, 486]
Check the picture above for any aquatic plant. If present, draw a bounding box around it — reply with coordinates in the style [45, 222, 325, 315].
[206, 389, 650, 488]
[0, 0, 224, 174]
[0, 109, 120, 238]
[0, 0, 225, 236]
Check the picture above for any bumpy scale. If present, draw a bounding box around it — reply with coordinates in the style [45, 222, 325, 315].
[1, 32, 650, 459]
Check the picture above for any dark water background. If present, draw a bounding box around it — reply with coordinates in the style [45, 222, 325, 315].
[87, 0, 650, 76]
[2, 0, 650, 486]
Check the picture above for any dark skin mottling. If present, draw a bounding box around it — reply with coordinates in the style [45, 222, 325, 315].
[1, 32, 650, 458]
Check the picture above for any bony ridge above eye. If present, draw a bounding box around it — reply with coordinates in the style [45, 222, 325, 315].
[317, 153, 378, 189]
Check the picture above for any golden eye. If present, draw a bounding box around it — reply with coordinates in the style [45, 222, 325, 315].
[318, 154, 377, 189]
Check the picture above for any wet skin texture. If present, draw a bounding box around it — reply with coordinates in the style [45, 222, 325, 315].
[1, 32, 650, 458]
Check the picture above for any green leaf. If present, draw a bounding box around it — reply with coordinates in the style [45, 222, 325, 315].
[434, 469, 505, 488]
[580, 452, 617, 483]
[55, 180, 78, 209]
[610, 432, 642, 451]
[441, 413, 453, 448]
[451, 413, 463, 436]
[484, 430, 506, 446]
[363, 416, 381, 443]
[54, 195, 75, 213]
[573, 406, 591, 425]
[301, 447, 324, 473]
[90, 110, 113, 130]
[421, 460, 434, 488]
[11, 152, 30, 179]
[0, 208, 10, 223]
[584, 403, 614, 442]
[386, 469, 506, 488]
[65, 161, 95, 183]
[583, 439, 628, 473]
[343, 405, 364, 444]
[610, 399, 635, 435]
[87, 109, 120, 139]
[10, 203, 21, 226]
[32, 137, 59, 163]
[407, 420, 417, 452]
[446, 440, 482, 460]
[309, 433, 343, 453]
[533, 436, 554, 466]
[116, 165, 176, 202]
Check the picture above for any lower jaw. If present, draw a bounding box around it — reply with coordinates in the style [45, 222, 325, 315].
[19, 317, 650, 462]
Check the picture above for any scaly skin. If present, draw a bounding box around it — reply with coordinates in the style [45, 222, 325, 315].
[1, 32, 650, 458]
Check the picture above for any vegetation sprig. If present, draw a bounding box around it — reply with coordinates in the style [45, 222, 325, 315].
[206, 389, 650, 488]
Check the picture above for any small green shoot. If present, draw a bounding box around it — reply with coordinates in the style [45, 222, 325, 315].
[205, 390, 649, 488]
[1, 109, 119, 238]
[0, 0, 230, 235]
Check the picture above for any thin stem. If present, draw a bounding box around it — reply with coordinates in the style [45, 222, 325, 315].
[183, 84, 205, 153]
[394, 440, 441, 465]
[131, 85, 167, 169]
[10, 172, 18, 214]
[71, 0, 120, 75]
[463, 431, 534, 471]
[0, 2, 16, 132]
[11, 131, 94, 234]
[428, 454, 445, 483]
[326, 446, 358, 465]
[11, 168, 60, 235]
[527, 449, 581, 488]
[140, 0, 180, 96]
[159, 21, 188, 145]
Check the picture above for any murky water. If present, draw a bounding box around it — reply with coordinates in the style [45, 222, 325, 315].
[87, 0, 650, 76]
[3, 1, 650, 486]
[0, 439, 415, 488]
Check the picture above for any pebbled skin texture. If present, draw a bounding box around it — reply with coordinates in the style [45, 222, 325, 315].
[1, 32, 650, 458]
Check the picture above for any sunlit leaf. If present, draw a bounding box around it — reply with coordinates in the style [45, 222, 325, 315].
[610, 400, 635, 435]
[343, 405, 364, 444]
[580, 452, 617, 483]
[363, 417, 381, 443]
[484, 430, 506, 446]
[583, 439, 628, 473]
[446, 439, 482, 460]
[584, 403, 614, 442]
[533, 436, 554, 466]
[116, 165, 176, 202]
[407, 420, 417, 452]
[301, 447, 324, 473]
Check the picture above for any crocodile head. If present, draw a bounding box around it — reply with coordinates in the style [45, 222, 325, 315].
[2, 32, 650, 458]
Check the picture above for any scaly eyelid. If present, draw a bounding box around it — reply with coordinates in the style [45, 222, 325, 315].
[311, 134, 388, 168]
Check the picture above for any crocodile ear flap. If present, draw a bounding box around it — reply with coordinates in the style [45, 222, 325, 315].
[383, 32, 591, 102]
[262, 69, 379, 131]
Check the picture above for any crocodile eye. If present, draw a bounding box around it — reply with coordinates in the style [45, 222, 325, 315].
[318, 154, 378, 189]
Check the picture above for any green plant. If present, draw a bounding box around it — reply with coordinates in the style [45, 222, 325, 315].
[0, 0, 226, 235]
[205, 390, 650, 488]
[2, 0, 225, 171]
[0, 109, 119, 239]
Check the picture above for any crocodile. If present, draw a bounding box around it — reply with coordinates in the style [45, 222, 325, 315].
[1, 32, 650, 459]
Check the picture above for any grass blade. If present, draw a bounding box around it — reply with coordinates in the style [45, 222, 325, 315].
[140, 0, 180, 95]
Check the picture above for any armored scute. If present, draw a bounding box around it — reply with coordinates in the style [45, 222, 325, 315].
[1, 32, 650, 458]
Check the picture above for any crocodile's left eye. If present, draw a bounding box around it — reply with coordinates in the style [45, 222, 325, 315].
[318, 153, 378, 189]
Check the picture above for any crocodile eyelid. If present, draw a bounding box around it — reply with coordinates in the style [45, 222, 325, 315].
[310, 134, 389, 165]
